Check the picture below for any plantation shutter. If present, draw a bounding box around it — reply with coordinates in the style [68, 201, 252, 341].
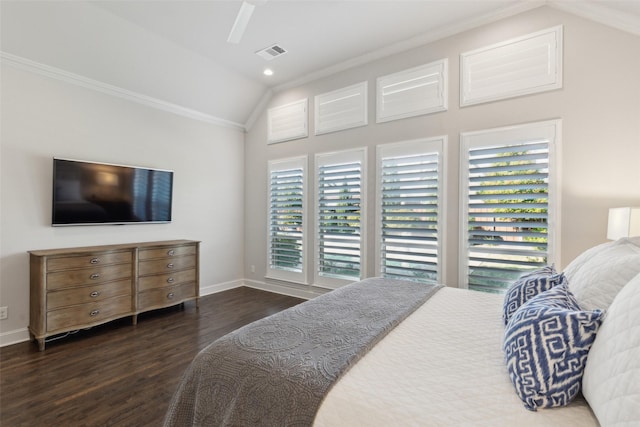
[376, 59, 448, 123]
[461, 121, 558, 293]
[267, 99, 308, 144]
[377, 138, 443, 283]
[267, 157, 306, 282]
[316, 150, 365, 285]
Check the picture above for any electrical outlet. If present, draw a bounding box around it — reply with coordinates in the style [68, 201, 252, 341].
[250, 265, 256, 274]
[0, 306, 7, 320]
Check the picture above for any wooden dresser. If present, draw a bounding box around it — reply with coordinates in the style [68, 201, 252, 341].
[29, 239, 199, 350]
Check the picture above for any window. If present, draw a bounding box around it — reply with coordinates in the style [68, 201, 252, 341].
[267, 98, 308, 144]
[376, 137, 444, 283]
[376, 59, 448, 123]
[315, 149, 366, 288]
[267, 157, 307, 283]
[315, 81, 368, 135]
[460, 120, 560, 293]
[460, 26, 562, 106]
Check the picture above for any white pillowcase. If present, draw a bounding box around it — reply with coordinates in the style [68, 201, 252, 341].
[563, 240, 614, 280]
[582, 272, 640, 426]
[565, 237, 640, 311]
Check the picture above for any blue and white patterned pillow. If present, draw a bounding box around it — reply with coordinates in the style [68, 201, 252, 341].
[503, 284, 603, 411]
[502, 266, 565, 325]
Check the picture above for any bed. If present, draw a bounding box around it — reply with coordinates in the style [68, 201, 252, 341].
[165, 237, 640, 426]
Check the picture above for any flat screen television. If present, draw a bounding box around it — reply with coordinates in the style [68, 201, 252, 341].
[52, 158, 173, 226]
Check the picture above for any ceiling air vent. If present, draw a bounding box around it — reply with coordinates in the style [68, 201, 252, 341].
[256, 44, 287, 61]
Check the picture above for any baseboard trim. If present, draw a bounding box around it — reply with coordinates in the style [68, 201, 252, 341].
[0, 327, 31, 347]
[199, 279, 243, 296]
[243, 279, 329, 300]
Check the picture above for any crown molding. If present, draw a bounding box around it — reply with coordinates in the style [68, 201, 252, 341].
[548, 0, 640, 36]
[1, 52, 246, 131]
[272, 1, 545, 94]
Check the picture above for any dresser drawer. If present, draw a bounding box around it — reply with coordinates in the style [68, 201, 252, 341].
[138, 269, 196, 292]
[47, 264, 132, 291]
[46, 294, 132, 333]
[47, 279, 132, 310]
[139, 245, 196, 260]
[47, 251, 131, 271]
[138, 282, 196, 311]
[138, 256, 195, 276]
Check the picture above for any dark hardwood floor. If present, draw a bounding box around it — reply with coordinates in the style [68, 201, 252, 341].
[0, 287, 304, 426]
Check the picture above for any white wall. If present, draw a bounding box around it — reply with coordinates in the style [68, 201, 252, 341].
[0, 0, 266, 126]
[0, 64, 246, 345]
[244, 7, 640, 294]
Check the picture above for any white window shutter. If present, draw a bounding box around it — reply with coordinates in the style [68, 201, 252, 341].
[267, 99, 308, 144]
[460, 26, 563, 106]
[460, 120, 560, 293]
[315, 81, 368, 135]
[376, 137, 445, 284]
[376, 58, 448, 123]
[267, 157, 307, 283]
[315, 149, 366, 288]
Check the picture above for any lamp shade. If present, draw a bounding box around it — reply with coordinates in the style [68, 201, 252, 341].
[607, 207, 640, 240]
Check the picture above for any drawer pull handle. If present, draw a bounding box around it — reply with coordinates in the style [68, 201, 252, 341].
[167, 277, 175, 283]
[167, 292, 175, 299]
[167, 250, 175, 256]
[90, 310, 100, 317]
[90, 291, 100, 298]
[90, 258, 100, 264]
[167, 263, 174, 269]
[90, 273, 100, 280]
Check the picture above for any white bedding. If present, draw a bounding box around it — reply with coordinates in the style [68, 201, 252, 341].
[314, 286, 598, 426]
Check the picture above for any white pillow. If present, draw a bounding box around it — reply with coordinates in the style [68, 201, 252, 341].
[563, 240, 615, 281]
[582, 272, 640, 426]
[566, 237, 640, 311]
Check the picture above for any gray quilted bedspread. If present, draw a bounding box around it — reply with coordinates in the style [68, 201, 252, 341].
[164, 278, 442, 427]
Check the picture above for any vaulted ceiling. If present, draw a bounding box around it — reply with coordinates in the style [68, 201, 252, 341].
[2, 1, 639, 129]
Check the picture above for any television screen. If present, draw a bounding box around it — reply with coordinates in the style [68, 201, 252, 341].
[52, 158, 173, 226]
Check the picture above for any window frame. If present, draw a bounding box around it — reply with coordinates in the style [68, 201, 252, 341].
[376, 59, 448, 123]
[267, 98, 309, 144]
[266, 156, 308, 284]
[314, 81, 368, 135]
[314, 148, 367, 289]
[375, 136, 446, 284]
[459, 119, 561, 291]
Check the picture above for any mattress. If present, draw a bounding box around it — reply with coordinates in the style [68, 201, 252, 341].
[314, 286, 599, 426]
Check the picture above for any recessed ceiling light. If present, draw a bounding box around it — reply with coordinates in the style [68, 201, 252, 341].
[263, 68, 274, 76]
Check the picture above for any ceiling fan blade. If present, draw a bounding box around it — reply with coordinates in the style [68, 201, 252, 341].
[227, 1, 256, 44]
